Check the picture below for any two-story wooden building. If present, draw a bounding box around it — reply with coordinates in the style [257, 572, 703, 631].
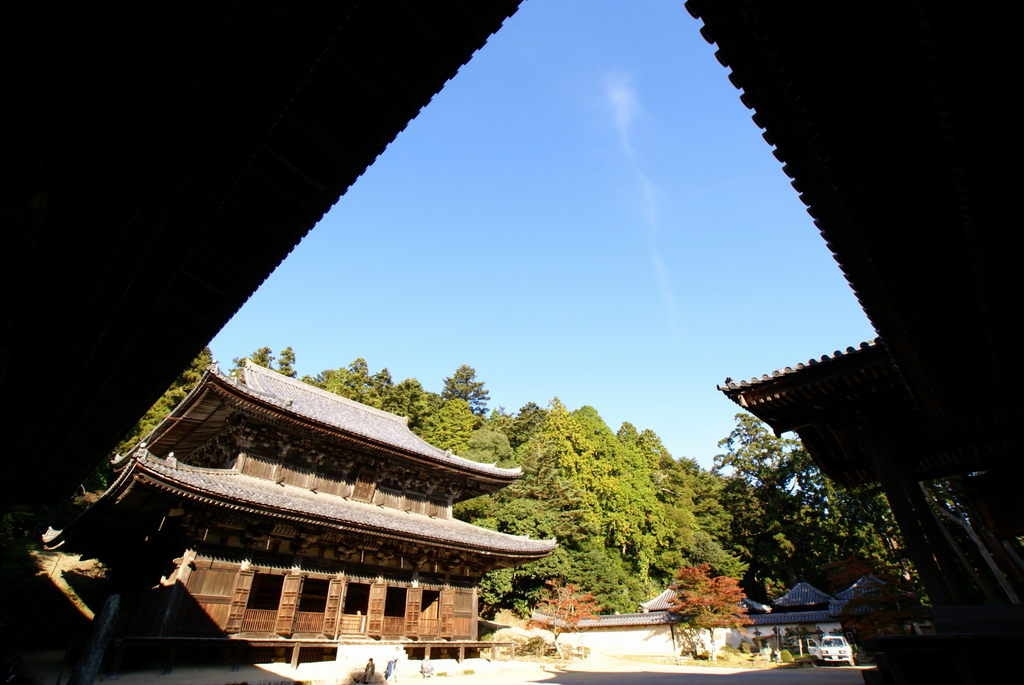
[47, 361, 554, 658]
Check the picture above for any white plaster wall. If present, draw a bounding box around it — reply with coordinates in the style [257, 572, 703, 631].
[560, 625, 676, 656]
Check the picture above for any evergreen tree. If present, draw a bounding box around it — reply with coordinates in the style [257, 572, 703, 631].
[422, 399, 477, 454]
[463, 429, 517, 467]
[715, 413, 902, 601]
[442, 364, 490, 416]
[277, 346, 297, 378]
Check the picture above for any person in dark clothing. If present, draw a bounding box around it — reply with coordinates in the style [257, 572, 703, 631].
[357, 657, 375, 683]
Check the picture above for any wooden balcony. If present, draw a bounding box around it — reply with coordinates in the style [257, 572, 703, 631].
[293, 611, 324, 634]
[382, 616, 404, 636]
[338, 614, 366, 634]
[241, 609, 277, 633]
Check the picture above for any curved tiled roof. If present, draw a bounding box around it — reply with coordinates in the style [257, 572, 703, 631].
[718, 341, 878, 392]
[639, 588, 677, 612]
[772, 580, 834, 608]
[220, 361, 520, 480]
[750, 610, 836, 626]
[835, 574, 882, 601]
[741, 597, 771, 614]
[135, 454, 554, 558]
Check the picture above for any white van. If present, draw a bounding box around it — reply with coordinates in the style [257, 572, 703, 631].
[807, 635, 855, 666]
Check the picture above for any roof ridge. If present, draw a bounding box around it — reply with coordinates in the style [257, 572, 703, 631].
[241, 360, 409, 425]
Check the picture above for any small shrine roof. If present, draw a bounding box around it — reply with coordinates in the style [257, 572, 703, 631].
[741, 597, 772, 614]
[772, 580, 834, 608]
[101, 454, 555, 558]
[639, 587, 677, 612]
[835, 574, 883, 601]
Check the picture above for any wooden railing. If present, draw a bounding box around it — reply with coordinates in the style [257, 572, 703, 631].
[338, 614, 366, 634]
[293, 611, 324, 633]
[382, 617, 404, 635]
[419, 618, 439, 637]
[241, 609, 277, 633]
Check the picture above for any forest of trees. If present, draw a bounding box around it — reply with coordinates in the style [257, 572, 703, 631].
[0, 346, 916, 624]
[217, 347, 909, 614]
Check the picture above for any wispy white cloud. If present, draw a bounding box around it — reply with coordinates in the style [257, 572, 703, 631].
[605, 71, 680, 340]
[606, 70, 641, 154]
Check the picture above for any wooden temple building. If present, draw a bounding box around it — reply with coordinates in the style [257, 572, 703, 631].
[685, 0, 1021, 682]
[46, 361, 555, 665]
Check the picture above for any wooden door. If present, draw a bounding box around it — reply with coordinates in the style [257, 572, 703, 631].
[275, 574, 304, 635]
[404, 586, 422, 637]
[225, 569, 255, 633]
[367, 582, 387, 637]
[322, 577, 346, 638]
[453, 588, 477, 640]
[439, 588, 455, 638]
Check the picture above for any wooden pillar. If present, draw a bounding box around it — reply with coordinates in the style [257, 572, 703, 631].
[424, 646, 431, 660]
[69, 594, 120, 685]
[458, 645, 465, 663]
[290, 644, 301, 670]
[864, 431, 958, 605]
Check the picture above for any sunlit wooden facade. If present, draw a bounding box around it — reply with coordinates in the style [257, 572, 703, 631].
[49, 362, 554, 645]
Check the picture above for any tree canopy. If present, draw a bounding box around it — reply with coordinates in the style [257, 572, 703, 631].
[100, 346, 911, 628]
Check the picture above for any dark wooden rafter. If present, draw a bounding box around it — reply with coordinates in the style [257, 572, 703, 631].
[3, 0, 525, 508]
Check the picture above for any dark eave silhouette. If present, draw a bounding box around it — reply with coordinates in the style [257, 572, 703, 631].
[3, 0, 521, 508]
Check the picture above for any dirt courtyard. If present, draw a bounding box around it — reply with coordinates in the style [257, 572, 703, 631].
[19, 651, 868, 685]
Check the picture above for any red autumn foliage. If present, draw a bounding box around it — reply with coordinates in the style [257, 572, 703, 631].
[670, 564, 752, 631]
[528, 580, 601, 640]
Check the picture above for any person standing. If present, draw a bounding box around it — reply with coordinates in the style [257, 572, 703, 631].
[358, 657, 375, 683]
[385, 646, 402, 683]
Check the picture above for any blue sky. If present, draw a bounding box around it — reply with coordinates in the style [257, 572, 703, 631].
[209, 0, 874, 469]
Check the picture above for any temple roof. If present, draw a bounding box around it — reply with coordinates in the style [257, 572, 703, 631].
[223, 361, 520, 480]
[836, 575, 883, 602]
[55, 452, 555, 560]
[772, 580, 833, 608]
[749, 610, 836, 627]
[741, 597, 772, 614]
[138, 362, 521, 494]
[639, 588, 677, 613]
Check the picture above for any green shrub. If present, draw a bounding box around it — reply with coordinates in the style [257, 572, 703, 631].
[780, 649, 794, 663]
[739, 641, 754, 654]
[463, 670, 475, 675]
